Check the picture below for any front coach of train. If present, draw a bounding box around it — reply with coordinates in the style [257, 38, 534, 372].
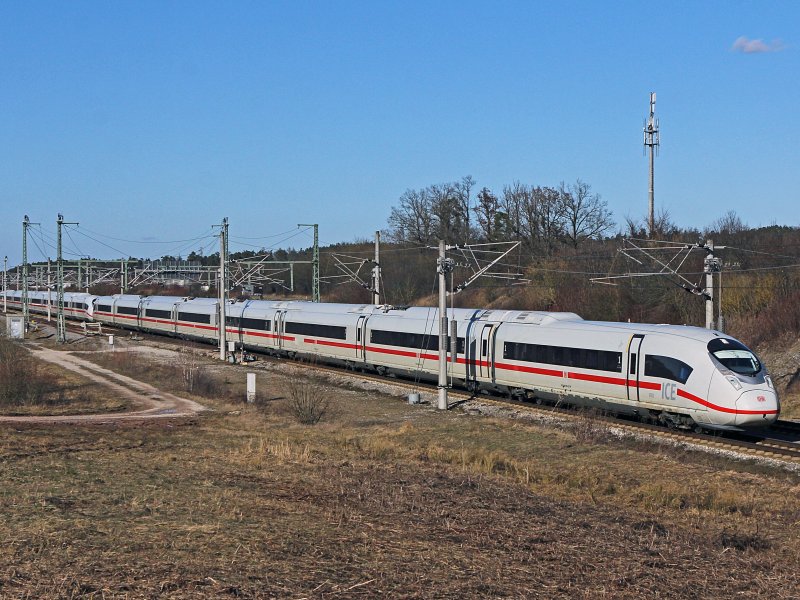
[706, 337, 779, 427]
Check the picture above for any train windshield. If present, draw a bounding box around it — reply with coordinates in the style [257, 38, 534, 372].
[707, 338, 761, 377]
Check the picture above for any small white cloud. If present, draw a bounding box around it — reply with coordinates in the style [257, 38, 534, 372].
[732, 36, 785, 53]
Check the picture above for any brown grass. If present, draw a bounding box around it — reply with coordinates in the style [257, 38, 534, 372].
[3, 346, 800, 597]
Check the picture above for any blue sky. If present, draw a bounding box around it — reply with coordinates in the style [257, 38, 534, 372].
[1, 1, 798, 265]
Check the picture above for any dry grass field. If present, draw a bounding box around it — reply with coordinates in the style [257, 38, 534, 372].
[1, 343, 800, 598]
[0, 339, 130, 417]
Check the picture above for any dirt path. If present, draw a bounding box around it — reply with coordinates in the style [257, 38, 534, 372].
[0, 345, 208, 424]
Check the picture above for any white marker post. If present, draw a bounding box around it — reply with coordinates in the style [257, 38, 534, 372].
[246, 372, 256, 404]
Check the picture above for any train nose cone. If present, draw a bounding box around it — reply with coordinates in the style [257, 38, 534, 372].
[735, 389, 779, 426]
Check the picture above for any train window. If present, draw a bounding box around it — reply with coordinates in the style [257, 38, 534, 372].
[146, 309, 172, 319]
[178, 312, 211, 324]
[96, 304, 112, 313]
[371, 329, 439, 351]
[629, 354, 637, 374]
[707, 338, 760, 376]
[228, 316, 270, 331]
[241, 317, 270, 331]
[117, 306, 138, 316]
[503, 342, 622, 373]
[644, 355, 693, 384]
[286, 321, 346, 340]
[482, 339, 488, 356]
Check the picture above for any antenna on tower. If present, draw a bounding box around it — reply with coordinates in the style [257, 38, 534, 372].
[643, 91, 660, 237]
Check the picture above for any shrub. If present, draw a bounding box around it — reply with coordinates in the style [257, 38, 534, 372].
[285, 379, 330, 425]
[572, 408, 613, 444]
[0, 338, 58, 406]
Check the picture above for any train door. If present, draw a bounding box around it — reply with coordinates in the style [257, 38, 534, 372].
[626, 334, 645, 401]
[355, 316, 367, 360]
[137, 299, 145, 330]
[464, 320, 484, 387]
[274, 310, 286, 349]
[170, 303, 178, 335]
[235, 301, 251, 346]
[478, 324, 496, 381]
[229, 313, 243, 346]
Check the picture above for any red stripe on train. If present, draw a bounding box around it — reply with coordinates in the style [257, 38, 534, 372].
[677, 388, 777, 416]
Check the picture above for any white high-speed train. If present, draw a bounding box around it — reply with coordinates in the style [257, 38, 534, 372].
[3, 290, 780, 430]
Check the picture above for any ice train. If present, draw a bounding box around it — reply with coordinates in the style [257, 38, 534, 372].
[3, 289, 779, 430]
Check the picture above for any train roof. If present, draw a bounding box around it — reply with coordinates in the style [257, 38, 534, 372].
[559, 319, 725, 343]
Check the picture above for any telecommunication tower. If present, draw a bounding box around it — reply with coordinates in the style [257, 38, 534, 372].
[643, 92, 660, 236]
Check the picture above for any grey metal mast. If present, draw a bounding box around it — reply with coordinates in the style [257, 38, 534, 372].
[47, 258, 52, 322]
[703, 240, 721, 330]
[372, 230, 381, 305]
[2, 255, 6, 314]
[437, 240, 455, 410]
[298, 223, 319, 302]
[643, 92, 660, 237]
[57, 214, 79, 343]
[218, 217, 229, 361]
[22, 216, 30, 328]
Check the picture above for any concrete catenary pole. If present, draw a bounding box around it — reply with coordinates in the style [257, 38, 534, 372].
[437, 240, 449, 410]
[704, 239, 715, 330]
[57, 214, 65, 342]
[718, 265, 724, 333]
[22, 216, 29, 329]
[372, 230, 381, 305]
[218, 217, 229, 361]
[47, 258, 52, 322]
[2, 256, 7, 313]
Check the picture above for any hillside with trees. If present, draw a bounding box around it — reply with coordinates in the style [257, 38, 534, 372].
[123, 176, 800, 408]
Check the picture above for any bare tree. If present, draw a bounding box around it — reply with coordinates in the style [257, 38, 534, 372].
[429, 183, 461, 243]
[453, 175, 475, 244]
[388, 177, 475, 244]
[388, 188, 435, 243]
[474, 187, 500, 242]
[558, 180, 614, 248]
[624, 208, 676, 240]
[501, 181, 527, 241]
[533, 186, 563, 256]
[709, 210, 748, 236]
[501, 182, 565, 255]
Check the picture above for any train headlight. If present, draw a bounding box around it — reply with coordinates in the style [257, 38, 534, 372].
[765, 375, 773, 389]
[724, 373, 742, 390]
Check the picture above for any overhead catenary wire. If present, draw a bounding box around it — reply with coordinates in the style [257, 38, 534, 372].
[74, 225, 218, 245]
